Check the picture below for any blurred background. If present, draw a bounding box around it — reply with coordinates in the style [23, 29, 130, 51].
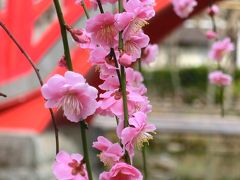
[1, 0, 240, 179]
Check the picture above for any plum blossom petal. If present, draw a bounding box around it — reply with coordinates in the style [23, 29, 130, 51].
[123, 31, 150, 60]
[93, 136, 124, 167]
[141, 44, 159, 64]
[208, 71, 232, 86]
[99, 162, 143, 180]
[121, 112, 156, 158]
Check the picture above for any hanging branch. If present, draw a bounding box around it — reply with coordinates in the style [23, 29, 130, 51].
[52, 1, 93, 179]
[0, 21, 59, 154]
[208, 4, 225, 117]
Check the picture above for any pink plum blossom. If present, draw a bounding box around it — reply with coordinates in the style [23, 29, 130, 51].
[115, 96, 152, 138]
[66, 26, 92, 49]
[207, 4, 220, 16]
[123, 31, 149, 60]
[116, 0, 155, 37]
[208, 71, 232, 86]
[125, 68, 147, 95]
[172, 0, 197, 18]
[86, 12, 118, 47]
[208, 38, 234, 61]
[97, 88, 146, 117]
[52, 151, 88, 180]
[89, 46, 109, 65]
[41, 71, 98, 122]
[206, 30, 217, 40]
[121, 111, 156, 158]
[124, 0, 155, 21]
[93, 136, 124, 167]
[98, 64, 117, 83]
[99, 67, 147, 95]
[99, 162, 143, 180]
[141, 44, 159, 64]
[89, 46, 121, 70]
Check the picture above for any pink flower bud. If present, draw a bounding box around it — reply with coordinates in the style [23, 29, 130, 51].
[119, 53, 134, 67]
[206, 30, 217, 40]
[58, 56, 67, 68]
[207, 4, 219, 16]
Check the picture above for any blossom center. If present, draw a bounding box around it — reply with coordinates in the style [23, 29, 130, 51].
[60, 94, 83, 116]
[99, 153, 114, 167]
[127, 18, 148, 35]
[68, 159, 86, 176]
[111, 91, 122, 100]
[136, 132, 154, 150]
[124, 40, 138, 55]
[96, 24, 117, 46]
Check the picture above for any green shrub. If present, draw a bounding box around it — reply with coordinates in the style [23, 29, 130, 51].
[143, 66, 235, 104]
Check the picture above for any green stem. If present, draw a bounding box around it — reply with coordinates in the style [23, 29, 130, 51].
[53, 0, 73, 71]
[120, 65, 129, 128]
[138, 58, 142, 73]
[142, 144, 148, 180]
[110, 48, 122, 87]
[80, 121, 93, 180]
[220, 86, 224, 117]
[120, 65, 131, 164]
[117, 0, 131, 164]
[81, 0, 90, 19]
[138, 56, 148, 179]
[217, 62, 224, 117]
[118, 0, 123, 12]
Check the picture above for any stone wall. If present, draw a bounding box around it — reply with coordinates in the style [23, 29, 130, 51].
[0, 126, 100, 180]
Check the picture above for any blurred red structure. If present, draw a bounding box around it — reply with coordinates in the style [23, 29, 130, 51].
[0, 0, 219, 132]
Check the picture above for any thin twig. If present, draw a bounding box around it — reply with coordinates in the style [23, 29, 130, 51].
[80, 0, 90, 19]
[0, 22, 43, 86]
[208, 4, 225, 117]
[96, 0, 104, 13]
[110, 48, 122, 87]
[0, 21, 59, 154]
[53, 0, 73, 71]
[80, 121, 93, 180]
[0, 92, 7, 97]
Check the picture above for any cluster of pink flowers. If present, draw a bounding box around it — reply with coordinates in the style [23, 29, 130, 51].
[41, 0, 159, 179]
[206, 4, 234, 87]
